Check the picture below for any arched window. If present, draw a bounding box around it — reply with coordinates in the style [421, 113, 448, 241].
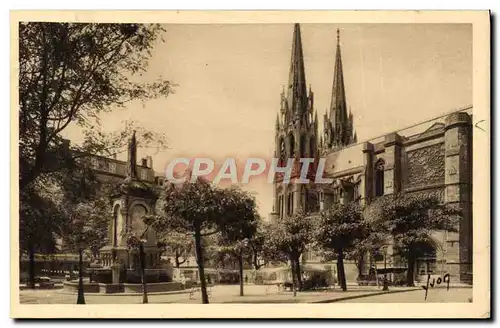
[279, 138, 286, 166]
[287, 193, 294, 216]
[288, 133, 295, 158]
[310, 137, 316, 158]
[416, 244, 437, 275]
[131, 204, 148, 236]
[375, 159, 385, 197]
[300, 134, 307, 158]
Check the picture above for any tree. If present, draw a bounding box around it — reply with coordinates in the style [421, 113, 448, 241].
[19, 22, 173, 191]
[19, 22, 173, 295]
[265, 209, 313, 296]
[62, 187, 111, 260]
[367, 192, 461, 287]
[61, 176, 114, 304]
[217, 187, 259, 296]
[149, 178, 249, 304]
[19, 184, 66, 289]
[157, 232, 194, 268]
[346, 229, 388, 280]
[126, 230, 150, 304]
[316, 202, 366, 291]
[248, 222, 269, 271]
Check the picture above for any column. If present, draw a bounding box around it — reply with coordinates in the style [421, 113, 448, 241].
[361, 142, 374, 205]
[444, 112, 472, 283]
[382, 133, 403, 270]
[383, 132, 403, 195]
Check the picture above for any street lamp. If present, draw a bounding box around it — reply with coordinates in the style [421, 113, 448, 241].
[73, 217, 86, 305]
[139, 227, 149, 304]
[383, 247, 389, 291]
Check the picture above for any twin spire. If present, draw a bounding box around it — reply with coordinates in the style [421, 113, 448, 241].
[277, 23, 356, 150]
[287, 23, 308, 116]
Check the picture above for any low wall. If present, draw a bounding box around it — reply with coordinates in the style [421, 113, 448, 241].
[123, 282, 183, 293]
[63, 281, 100, 293]
[63, 281, 183, 294]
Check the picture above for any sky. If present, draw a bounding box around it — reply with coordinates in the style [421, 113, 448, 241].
[63, 23, 472, 218]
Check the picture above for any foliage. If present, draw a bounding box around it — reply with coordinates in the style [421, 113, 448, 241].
[264, 209, 314, 264]
[345, 230, 388, 275]
[156, 231, 194, 268]
[367, 192, 461, 259]
[150, 178, 259, 303]
[19, 22, 173, 191]
[248, 222, 269, 270]
[366, 192, 462, 286]
[150, 178, 223, 235]
[316, 201, 365, 291]
[61, 180, 112, 258]
[316, 202, 366, 251]
[19, 184, 66, 255]
[126, 234, 144, 250]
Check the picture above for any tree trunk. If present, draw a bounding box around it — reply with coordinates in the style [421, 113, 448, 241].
[406, 253, 416, 287]
[290, 259, 297, 297]
[238, 250, 244, 296]
[295, 256, 302, 290]
[175, 250, 180, 268]
[139, 243, 148, 304]
[356, 255, 365, 278]
[336, 248, 347, 291]
[194, 226, 209, 304]
[27, 246, 36, 289]
[77, 248, 86, 304]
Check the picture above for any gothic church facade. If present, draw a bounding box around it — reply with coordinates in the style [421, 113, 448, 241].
[270, 24, 473, 283]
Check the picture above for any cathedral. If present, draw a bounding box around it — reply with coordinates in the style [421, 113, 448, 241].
[270, 24, 473, 284]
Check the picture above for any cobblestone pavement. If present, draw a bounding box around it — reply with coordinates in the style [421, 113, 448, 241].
[18, 284, 427, 304]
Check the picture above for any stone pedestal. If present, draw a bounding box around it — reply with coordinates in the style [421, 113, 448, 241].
[111, 263, 121, 284]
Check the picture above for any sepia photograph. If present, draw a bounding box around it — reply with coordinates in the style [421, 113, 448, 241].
[10, 10, 490, 319]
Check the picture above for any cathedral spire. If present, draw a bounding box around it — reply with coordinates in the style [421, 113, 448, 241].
[331, 28, 348, 127]
[328, 28, 353, 148]
[287, 23, 308, 117]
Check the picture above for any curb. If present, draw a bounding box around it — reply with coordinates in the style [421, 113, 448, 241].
[55, 288, 195, 297]
[313, 288, 420, 303]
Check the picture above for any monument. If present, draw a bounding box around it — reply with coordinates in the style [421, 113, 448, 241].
[65, 131, 178, 294]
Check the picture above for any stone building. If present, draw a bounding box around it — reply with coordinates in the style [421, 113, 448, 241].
[270, 24, 473, 284]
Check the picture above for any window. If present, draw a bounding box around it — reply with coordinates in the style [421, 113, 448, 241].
[300, 134, 307, 158]
[289, 133, 295, 158]
[375, 159, 385, 197]
[279, 195, 284, 218]
[108, 162, 116, 173]
[310, 138, 316, 158]
[287, 193, 294, 216]
[354, 183, 360, 204]
[140, 170, 148, 181]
